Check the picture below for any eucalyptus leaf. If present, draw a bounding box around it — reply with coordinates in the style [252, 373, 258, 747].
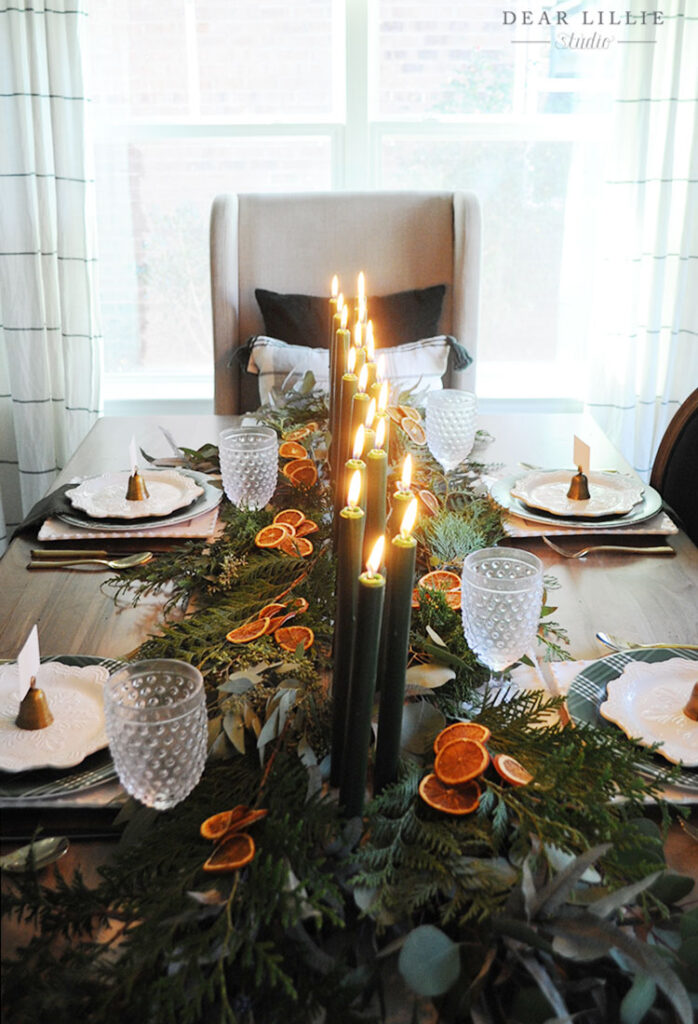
[218, 677, 256, 695]
[680, 908, 698, 940]
[544, 844, 601, 884]
[531, 843, 612, 919]
[649, 872, 695, 907]
[398, 924, 461, 997]
[297, 735, 317, 767]
[400, 700, 445, 754]
[589, 871, 662, 919]
[222, 710, 246, 754]
[405, 662, 455, 690]
[208, 729, 233, 761]
[426, 625, 447, 647]
[518, 953, 569, 1019]
[256, 705, 280, 749]
[620, 972, 657, 1024]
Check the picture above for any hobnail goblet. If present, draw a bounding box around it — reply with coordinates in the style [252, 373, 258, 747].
[219, 426, 278, 510]
[461, 548, 544, 687]
[104, 659, 207, 810]
[425, 389, 477, 474]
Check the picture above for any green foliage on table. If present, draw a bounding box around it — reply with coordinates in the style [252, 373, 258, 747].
[3, 395, 694, 1024]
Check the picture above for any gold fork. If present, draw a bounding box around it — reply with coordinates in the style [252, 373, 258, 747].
[541, 536, 675, 559]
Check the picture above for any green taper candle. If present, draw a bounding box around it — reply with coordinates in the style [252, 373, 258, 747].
[337, 360, 358, 481]
[364, 445, 387, 566]
[390, 454, 414, 537]
[340, 537, 386, 817]
[350, 382, 370, 468]
[330, 472, 365, 787]
[374, 499, 418, 794]
[330, 324, 350, 482]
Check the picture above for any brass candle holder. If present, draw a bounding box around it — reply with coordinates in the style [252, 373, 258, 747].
[566, 465, 590, 501]
[16, 676, 54, 730]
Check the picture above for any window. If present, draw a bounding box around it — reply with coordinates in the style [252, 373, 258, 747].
[88, 0, 619, 403]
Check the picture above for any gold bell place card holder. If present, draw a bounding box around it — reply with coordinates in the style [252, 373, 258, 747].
[326, 273, 421, 817]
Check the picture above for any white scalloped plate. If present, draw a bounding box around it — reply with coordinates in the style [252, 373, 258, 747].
[599, 658, 698, 766]
[0, 662, 109, 771]
[65, 469, 203, 520]
[511, 470, 644, 518]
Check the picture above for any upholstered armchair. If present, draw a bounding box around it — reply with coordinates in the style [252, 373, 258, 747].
[210, 191, 481, 415]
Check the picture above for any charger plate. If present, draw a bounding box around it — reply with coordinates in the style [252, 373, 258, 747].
[65, 469, 203, 520]
[491, 474, 662, 531]
[567, 647, 698, 790]
[511, 470, 644, 518]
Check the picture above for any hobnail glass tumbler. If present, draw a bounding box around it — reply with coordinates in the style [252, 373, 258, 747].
[425, 390, 477, 473]
[219, 426, 278, 510]
[104, 660, 207, 810]
[461, 548, 544, 679]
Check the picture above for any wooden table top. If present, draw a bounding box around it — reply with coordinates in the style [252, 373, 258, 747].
[1, 411, 697, 661]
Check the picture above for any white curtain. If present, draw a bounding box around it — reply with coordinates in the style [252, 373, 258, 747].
[585, 1, 698, 480]
[0, 0, 102, 555]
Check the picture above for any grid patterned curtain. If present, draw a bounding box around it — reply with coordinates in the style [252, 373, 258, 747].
[0, 0, 102, 555]
[585, 1, 698, 480]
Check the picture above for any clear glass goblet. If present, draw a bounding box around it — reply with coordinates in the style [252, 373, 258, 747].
[461, 548, 544, 687]
[219, 426, 278, 510]
[425, 389, 477, 474]
[104, 659, 208, 810]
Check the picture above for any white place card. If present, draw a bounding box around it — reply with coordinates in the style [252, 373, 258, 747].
[573, 435, 590, 475]
[17, 625, 40, 701]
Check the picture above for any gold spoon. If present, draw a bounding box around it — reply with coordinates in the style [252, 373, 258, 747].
[27, 552, 153, 570]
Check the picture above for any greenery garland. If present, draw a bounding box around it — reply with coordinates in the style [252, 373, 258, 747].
[3, 385, 696, 1024]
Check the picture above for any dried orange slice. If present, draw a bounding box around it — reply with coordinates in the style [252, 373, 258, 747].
[279, 440, 308, 460]
[289, 596, 309, 613]
[419, 774, 480, 815]
[226, 618, 270, 644]
[273, 509, 306, 529]
[444, 590, 461, 610]
[200, 806, 267, 841]
[203, 832, 255, 873]
[434, 722, 492, 754]
[263, 613, 295, 634]
[434, 738, 490, 786]
[275, 625, 314, 651]
[258, 602, 288, 619]
[401, 417, 426, 445]
[494, 754, 534, 787]
[282, 426, 310, 441]
[387, 406, 404, 425]
[419, 489, 440, 516]
[279, 534, 313, 558]
[294, 519, 319, 537]
[399, 405, 422, 423]
[289, 462, 318, 486]
[418, 570, 461, 592]
[255, 524, 289, 549]
[304, 421, 319, 432]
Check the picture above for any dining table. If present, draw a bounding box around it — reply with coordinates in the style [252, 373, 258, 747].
[1, 409, 697, 997]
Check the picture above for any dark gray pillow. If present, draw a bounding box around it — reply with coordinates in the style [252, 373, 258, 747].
[255, 284, 446, 349]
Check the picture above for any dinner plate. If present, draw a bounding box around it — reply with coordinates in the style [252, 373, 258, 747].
[511, 470, 644, 518]
[490, 474, 662, 530]
[567, 647, 698, 789]
[65, 469, 203, 520]
[599, 658, 698, 766]
[0, 657, 115, 773]
[57, 471, 222, 532]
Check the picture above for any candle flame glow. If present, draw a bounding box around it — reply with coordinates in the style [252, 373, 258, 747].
[357, 271, 365, 303]
[337, 292, 344, 312]
[378, 379, 389, 412]
[400, 498, 418, 539]
[366, 321, 375, 361]
[340, 304, 348, 329]
[353, 424, 365, 460]
[366, 535, 385, 577]
[347, 469, 361, 508]
[359, 296, 367, 324]
[353, 322, 362, 348]
[331, 274, 339, 298]
[366, 398, 376, 429]
[401, 453, 412, 491]
[375, 417, 386, 449]
[347, 346, 357, 373]
[358, 363, 369, 393]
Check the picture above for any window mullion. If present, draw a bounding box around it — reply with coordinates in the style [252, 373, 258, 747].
[344, 0, 369, 188]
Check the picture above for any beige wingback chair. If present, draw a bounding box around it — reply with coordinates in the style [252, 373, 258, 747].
[210, 191, 481, 415]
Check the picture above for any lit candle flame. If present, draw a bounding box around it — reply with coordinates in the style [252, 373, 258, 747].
[353, 424, 365, 460]
[340, 304, 348, 329]
[331, 274, 339, 298]
[366, 321, 375, 361]
[337, 292, 344, 313]
[375, 417, 386, 449]
[400, 453, 412, 491]
[347, 346, 357, 374]
[366, 398, 376, 429]
[400, 497, 418, 539]
[358, 363, 369, 393]
[353, 322, 362, 348]
[347, 469, 361, 509]
[357, 271, 365, 304]
[366, 535, 385, 577]
[359, 296, 367, 324]
[378, 379, 389, 412]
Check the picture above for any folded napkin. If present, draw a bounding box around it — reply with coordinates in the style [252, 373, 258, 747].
[11, 484, 78, 540]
